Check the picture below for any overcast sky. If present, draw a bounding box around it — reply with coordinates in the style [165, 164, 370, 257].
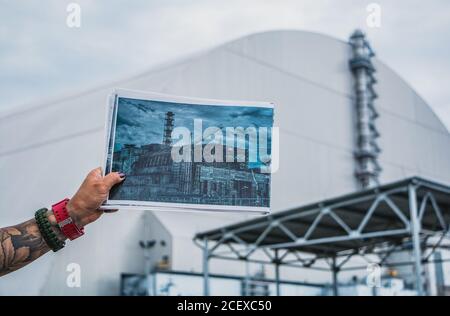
[1, 0, 449, 129]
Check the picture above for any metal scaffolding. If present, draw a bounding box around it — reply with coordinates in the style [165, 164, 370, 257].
[194, 177, 450, 296]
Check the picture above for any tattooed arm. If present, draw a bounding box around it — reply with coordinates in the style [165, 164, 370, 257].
[0, 215, 54, 276]
[0, 168, 125, 277]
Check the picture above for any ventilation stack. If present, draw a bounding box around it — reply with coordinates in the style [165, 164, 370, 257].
[349, 29, 381, 188]
[163, 111, 175, 145]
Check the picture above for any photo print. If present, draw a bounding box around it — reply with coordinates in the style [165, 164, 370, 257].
[103, 89, 275, 214]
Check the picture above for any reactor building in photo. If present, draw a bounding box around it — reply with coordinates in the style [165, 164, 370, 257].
[111, 112, 271, 207]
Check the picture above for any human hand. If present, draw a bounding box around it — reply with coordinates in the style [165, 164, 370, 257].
[66, 167, 125, 228]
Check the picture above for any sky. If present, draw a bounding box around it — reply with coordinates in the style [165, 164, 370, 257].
[0, 0, 449, 129]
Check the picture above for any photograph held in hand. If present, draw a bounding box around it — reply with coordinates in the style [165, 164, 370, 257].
[103, 89, 275, 214]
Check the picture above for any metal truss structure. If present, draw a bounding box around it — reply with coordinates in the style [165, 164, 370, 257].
[194, 177, 450, 296]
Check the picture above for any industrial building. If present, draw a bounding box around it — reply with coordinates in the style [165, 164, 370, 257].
[111, 113, 271, 207]
[0, 29, 449, 295]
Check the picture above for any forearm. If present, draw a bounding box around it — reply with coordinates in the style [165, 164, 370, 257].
[0, 211, 66, 277]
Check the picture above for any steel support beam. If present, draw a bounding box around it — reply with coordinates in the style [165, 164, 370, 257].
[332, 257, 339, 296]
[211, 253, 335, 271]
[409, 184, 425, 296]
[339, 258, 450, 271]
[203, 239, 210, 296]
[266, 228, 409, 250]
[274, 250, 281, 296]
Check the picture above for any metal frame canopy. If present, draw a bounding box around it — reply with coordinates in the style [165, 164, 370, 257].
[194, 177, 450, 296]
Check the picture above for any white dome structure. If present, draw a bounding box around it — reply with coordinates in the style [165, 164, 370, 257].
[0, 30, 449, 295]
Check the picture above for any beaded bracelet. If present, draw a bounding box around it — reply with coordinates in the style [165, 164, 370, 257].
[35, 208, 65, 252]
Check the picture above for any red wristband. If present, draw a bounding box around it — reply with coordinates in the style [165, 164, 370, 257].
[52, 198, 84, 240]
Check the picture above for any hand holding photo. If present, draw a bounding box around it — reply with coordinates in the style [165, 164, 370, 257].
[103, 89, 275, 214]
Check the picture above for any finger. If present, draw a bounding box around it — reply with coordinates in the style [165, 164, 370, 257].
[103, 172, 125, 190]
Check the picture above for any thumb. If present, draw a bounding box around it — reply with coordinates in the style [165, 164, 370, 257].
[103, 172, 125, 190]
[88, 167, 103, 180]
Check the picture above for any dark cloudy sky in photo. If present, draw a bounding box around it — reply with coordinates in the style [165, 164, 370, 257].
[114, 97, 273, 154]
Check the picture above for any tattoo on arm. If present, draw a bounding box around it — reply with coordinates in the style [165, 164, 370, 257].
[0, 218, 51, 277]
